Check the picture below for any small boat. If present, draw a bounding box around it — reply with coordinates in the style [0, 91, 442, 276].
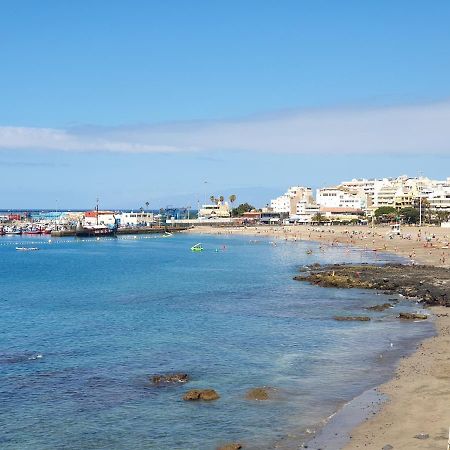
[190, 243, 204, 252]
[5, 230, 22, 235]
[306, 249, 313, 255]
[163, 232, 173, 237]
[16, 247, 39, 251]
[24, 230, 43, 235]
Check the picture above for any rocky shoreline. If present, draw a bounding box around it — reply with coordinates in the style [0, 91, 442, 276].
[294, 263, 450, 307]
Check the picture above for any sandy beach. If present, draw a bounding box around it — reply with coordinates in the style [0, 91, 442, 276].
[185, 224, 450, 268]
[186, 224, 450, 449]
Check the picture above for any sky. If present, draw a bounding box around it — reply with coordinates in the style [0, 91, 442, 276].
[1, 0, 450, 209]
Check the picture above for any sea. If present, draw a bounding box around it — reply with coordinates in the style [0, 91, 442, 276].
[0, 232, 434, 449]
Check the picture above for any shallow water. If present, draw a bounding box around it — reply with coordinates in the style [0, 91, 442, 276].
[0, 233, 433, 449]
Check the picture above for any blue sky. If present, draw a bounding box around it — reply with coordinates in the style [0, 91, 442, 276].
[1, 1, 450, 208]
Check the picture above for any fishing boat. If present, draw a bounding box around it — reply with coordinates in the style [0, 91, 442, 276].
[75, 223, 117, 238]
[75, 199, 118, 238]
[190, 243, 204, 252]
[24, 229, 43, 235]
[16, 247, 39, 251]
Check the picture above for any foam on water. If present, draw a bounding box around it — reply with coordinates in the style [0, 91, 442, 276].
[0, 233, 434, 449]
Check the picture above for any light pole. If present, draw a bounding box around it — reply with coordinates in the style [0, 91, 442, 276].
[419, 194, 422, 227]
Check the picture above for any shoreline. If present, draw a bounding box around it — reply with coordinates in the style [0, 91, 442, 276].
[183, 224, 450, 268]
[185, 225, 450, 449]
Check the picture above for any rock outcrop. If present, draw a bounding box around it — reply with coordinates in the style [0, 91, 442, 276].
[398, 312, 428, 320]
[294, 263, 450, 307]
[183, 389, 220, 401]
[151, 373, 189, 384]
[334, 316, 371, 322]
[217, 443, 243, 450]
[245, 387, 274, 401]
[366, 303, 394, 311]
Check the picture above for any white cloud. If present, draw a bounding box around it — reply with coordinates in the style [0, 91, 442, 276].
[1, 100, 450, 154]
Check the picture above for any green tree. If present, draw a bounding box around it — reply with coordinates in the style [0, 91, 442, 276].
[374, 206, 397, 223]
[232, 203, 255, 217]
[436, 210, 450, 225]
[421, 198, 432, 224]
[311, 213, 328, 223]
[209, 195, 216, 204]
[400, 207, 419, 224]
[229, 194, 236, 207]
[145, 201, 149, 211]
[219, 195, 224, 203]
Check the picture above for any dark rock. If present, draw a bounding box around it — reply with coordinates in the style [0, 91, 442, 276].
[414, 433, 429, 440]
[398, 313, 428, 320]
[183, 389, 220, 401]
[366, 303, 393, 311]
[382, 445, 394, 450]
[151, 373, 189, 384]
[334, 316, 371, 322]
[294, 263, 450, 307]
[217, 443, 243, 450]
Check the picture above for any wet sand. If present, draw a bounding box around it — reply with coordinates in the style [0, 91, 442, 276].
[343, 306, 450, 450]
[185, 224, 450, 449]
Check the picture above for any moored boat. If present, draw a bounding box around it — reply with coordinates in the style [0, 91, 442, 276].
[75, 223, 117, 238]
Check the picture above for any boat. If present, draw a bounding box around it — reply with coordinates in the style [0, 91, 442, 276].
[190, 243, 204, 252]
[163, 231, 173, 237]
[24, 230, 43, 235]
[16, 247, 39, 251]
[5, 229, 22, 235]
[306, 249, 313, 255]
[75, 223, 117, 238]
[75, 200, 118, 238]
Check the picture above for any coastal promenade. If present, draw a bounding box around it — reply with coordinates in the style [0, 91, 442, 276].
[186, 224, 450, 449]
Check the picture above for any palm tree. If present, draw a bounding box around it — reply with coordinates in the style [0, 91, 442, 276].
[145, 201, 149, 211]
[219, 195, 224, 203]
[209, 195, 215, 204]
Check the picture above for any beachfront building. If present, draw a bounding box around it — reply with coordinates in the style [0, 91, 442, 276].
[198, 202, 231, 220]
[316, 187, 366, 210]
[289, 200, 320, 223]
[320, 207, 364, 222]
[117, 211, 155, 227]
[84, 210, 117, 227]
[270, 186, 314, 215]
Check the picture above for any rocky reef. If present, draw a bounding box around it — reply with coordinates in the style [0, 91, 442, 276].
[334, 316, 371, 322]
[151, 373, 189, 384]
[216, 444, 243, 450]
[245, 387, 275, 401]
[294, 263, 450, 307]
[183, 389, 220, 401]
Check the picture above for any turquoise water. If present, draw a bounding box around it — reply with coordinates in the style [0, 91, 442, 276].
[0, 233, 433, 449]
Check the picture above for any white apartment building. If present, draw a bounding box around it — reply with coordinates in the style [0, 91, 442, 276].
[316, 187, 366, 210]
[426, 186, 450, 211]
[117, 212, 155, 227]
[290, 200, 320, 223]
[270, 186, 313, 214]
